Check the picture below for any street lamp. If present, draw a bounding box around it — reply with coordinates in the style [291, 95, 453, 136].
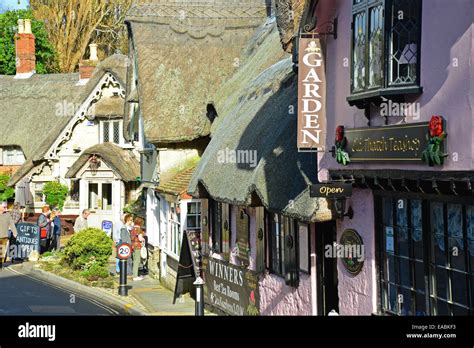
[333, 198, 353, 220]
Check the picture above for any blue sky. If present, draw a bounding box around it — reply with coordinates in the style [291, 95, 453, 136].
[0, 0, 29, 13]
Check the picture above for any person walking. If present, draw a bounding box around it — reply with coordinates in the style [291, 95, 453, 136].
[10, 202, 23, 224]
[114, 214, 127, 274]
[131, 217, 145, 281]
[119, 214, 133, 276]
[52, 208, 62, 251]
[74, 209, 90, 232]
[0, 205, 17, 268]
[37, 206, 51, 254]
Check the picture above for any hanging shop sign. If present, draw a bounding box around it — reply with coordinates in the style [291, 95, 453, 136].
[339, 229, 364, 275]
[310, 182, 352, 198]
[297, 37, 326, 151]
[334, 117, 447, 164]
[202, 256, 259, 316]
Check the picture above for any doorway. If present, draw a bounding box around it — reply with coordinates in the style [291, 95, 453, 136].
[316, 221, 340, 315]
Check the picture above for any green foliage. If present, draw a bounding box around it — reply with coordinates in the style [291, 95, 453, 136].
[0, 174, 15, 202]
[421, 133, 448, 166]
[64, 228, 113, 270]
[42, 181, 69, 210]
[0, 9, 58, 75]
[80, 260, 110, 280]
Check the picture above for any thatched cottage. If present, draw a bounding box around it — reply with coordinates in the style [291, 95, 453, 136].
[124, 0, 271, 290]
[1, 19, 140, 232]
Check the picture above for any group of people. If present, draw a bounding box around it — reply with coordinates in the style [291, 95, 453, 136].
[115, 213, 148, 281]
[37, 205, 62, 253]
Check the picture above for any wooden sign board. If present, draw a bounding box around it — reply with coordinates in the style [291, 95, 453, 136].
[344, 122, 430, 161]
[310, 183, 352, 198]
[173, 230, 202, 304]
[15, 223, 40, 260]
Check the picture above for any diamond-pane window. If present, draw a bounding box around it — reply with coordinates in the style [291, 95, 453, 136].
[113, 121, 120, 144]
[103, 121, 110, 143]
[350, 0, 421, 96]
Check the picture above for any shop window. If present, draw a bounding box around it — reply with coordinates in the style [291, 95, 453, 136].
[377, 194, 474, 315]
[268, 213, 300, 286]
[169, 203, 181, 256]
[298, 223, 310, 274]
[210, 200, 222, 253]
[269, 213, 284, 276]
[186, 202, 201, 230]
[349, 0, 422, 102]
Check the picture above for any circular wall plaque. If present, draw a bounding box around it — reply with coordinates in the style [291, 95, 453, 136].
[339, 229, 364, 275]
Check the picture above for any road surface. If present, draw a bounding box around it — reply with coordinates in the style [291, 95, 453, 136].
[0, 266, 119, 315]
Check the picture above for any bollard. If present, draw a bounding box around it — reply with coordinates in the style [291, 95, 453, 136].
[118, 259, 128, 296]
[116, 242, 131, 296]
[193, 276, 205, 316]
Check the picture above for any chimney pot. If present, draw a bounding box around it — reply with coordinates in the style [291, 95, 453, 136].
[89, 43, 98, 61]
[24, 19, 32, 34]
[17, 19, 24, 34]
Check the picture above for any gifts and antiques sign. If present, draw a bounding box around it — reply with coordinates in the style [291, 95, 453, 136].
[297, 37, 326, 151]
[202, 256, 259, 316]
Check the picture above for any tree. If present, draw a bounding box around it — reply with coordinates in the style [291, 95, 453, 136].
[0, 174, 15, 202]
[30, 0, 132, 73]
[0, 9, 58, 74]
[42, 181, 69, 210]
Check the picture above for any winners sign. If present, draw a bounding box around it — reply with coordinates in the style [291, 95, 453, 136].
[298, 38, 326, 151]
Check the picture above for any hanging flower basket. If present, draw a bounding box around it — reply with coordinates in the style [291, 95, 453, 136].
[421, 115, 448, 166]
[334, 125, 350, 165]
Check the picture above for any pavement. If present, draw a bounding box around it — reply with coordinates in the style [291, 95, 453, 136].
[107, 252, 199, 315]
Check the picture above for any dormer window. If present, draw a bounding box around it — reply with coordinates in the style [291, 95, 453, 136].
[0, 147, 25, 165]
[348, 0, 422, 106]
[101, 120, 122, 145]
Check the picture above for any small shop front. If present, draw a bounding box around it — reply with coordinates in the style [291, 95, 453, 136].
[328, 121, 474, 316]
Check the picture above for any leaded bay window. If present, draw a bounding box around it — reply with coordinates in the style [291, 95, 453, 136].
[349, 0, 422, 103]
[376, 193, 474, 316]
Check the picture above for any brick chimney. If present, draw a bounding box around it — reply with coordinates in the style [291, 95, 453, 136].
[78, 44, 99, 83]
[15, 19, 36, 78]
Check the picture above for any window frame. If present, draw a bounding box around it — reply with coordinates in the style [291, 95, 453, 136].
[186, 201, 201, 230]
[2, 147, 25, 165]
[348, 0, 423, 104]
[375, 191, 474, 316]
[100, 120, 123, 145]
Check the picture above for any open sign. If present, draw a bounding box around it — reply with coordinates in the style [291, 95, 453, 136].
[116, 243, 131, 259]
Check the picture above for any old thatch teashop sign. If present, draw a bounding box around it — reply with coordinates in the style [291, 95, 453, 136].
[298, 38, 326, 151]
[341, 122, 435, 162]
[202, 256, 259, 316]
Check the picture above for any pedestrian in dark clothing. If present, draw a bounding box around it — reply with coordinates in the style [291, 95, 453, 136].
[52, 208, 62, 251]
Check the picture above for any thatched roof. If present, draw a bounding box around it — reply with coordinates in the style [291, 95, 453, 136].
[125, 0, 269, 145]
[188, 22, 332, 223]
[157, 165, 196, 197]
[65, 143, 140, 182]
[2, 54, 128, 186]
[274, 0, 307, 52]
[87, 96, 125, 119]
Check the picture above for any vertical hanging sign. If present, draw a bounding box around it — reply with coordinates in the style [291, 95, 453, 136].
[297, 37, 326, 151]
